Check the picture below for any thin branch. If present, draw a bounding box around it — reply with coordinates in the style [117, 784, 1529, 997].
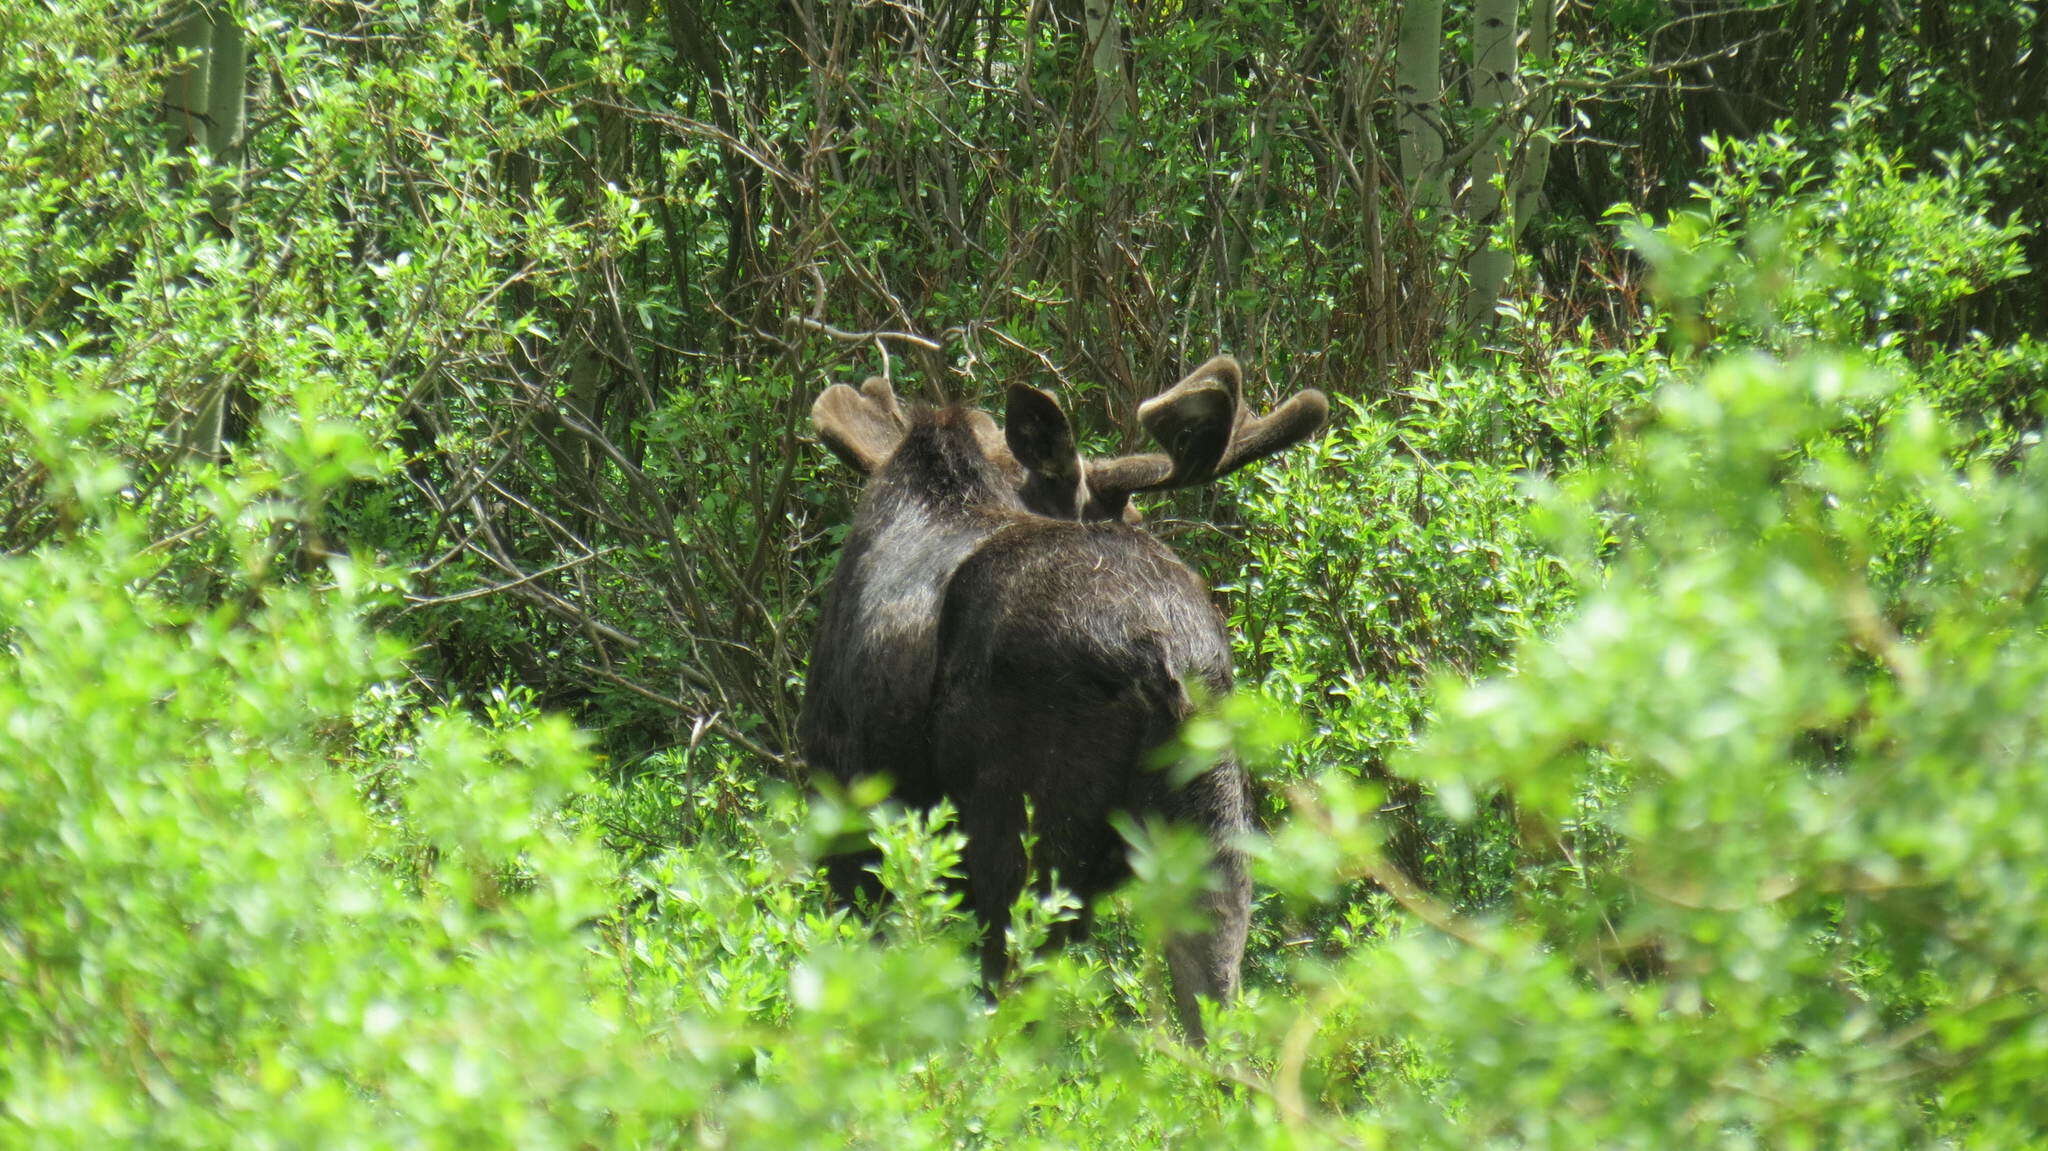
[401, 547, 617, 611]
[790, 314, 945, 351]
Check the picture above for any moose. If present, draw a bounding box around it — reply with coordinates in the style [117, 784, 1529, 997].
[800, 355, 1327, 1039]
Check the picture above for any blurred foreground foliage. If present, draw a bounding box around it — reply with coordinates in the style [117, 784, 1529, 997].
[5, 0, 2048, 1145]
[13, 339, 2048, 1145]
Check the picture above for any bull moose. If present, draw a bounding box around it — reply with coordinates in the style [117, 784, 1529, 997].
[800, 355, 1327, 1039]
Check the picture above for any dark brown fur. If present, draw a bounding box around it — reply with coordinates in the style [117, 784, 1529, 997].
[801, 359, 1325, 1041]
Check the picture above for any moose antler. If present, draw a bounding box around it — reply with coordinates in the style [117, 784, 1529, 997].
[812, 375, 909, 474]
[813, 356, 1327, 520]
[1085, 355, 1329, 513]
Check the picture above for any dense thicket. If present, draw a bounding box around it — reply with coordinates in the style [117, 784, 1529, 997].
[3, 0, 2045, 1144]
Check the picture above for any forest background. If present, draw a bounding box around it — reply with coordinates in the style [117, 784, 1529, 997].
[4, 0, 2047, 1144]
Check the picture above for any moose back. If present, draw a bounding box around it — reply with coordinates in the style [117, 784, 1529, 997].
[800, 356, 1327, 1039]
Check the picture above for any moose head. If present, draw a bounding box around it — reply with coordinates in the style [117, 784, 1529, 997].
[800, 355, 1327, 1042]
[811, 354, 1330, 523]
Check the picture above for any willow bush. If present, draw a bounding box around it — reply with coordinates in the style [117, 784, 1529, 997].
[5, 0, 2047, 1144]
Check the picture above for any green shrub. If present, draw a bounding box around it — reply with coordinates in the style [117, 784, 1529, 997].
[5, 0, 2046, 1142]
[1619, 101, 2030, 356]
[1260, 351, 2048, 1144]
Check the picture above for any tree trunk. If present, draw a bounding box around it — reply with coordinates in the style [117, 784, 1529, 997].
[1394, 0, 1447, 212]
[161, 5, 212, 161]
[1080, 0, 1139, 406]
[664, 0, 760, 332]
[1459, 0, 1516, 330]
[160, 2, 247, 466]
[202, 10, 246, 233]
[1511, 0, 1558, 248]
[1082, 0, 1129, 127]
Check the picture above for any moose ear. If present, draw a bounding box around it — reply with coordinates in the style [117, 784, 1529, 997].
[813, 376, 908, 475]
[1006, 384, 1087, 518]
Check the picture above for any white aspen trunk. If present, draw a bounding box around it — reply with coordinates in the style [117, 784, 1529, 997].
[1460, 0, 1517, 329]
[203, 9, 246, 231]
[159, 2, 247, 466]
[1082, 0, 1137, 405]
[1394, 0, 1447, 211]
[1512, 0, 1559, 246]
[1082, 0, 1129, 126]
[162, 5, 213, 160]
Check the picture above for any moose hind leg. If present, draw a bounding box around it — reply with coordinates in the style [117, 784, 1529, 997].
[1162, 838, 1251, 1044]
[961, 791, 1030, 993]
[823, 846, 886, 913]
